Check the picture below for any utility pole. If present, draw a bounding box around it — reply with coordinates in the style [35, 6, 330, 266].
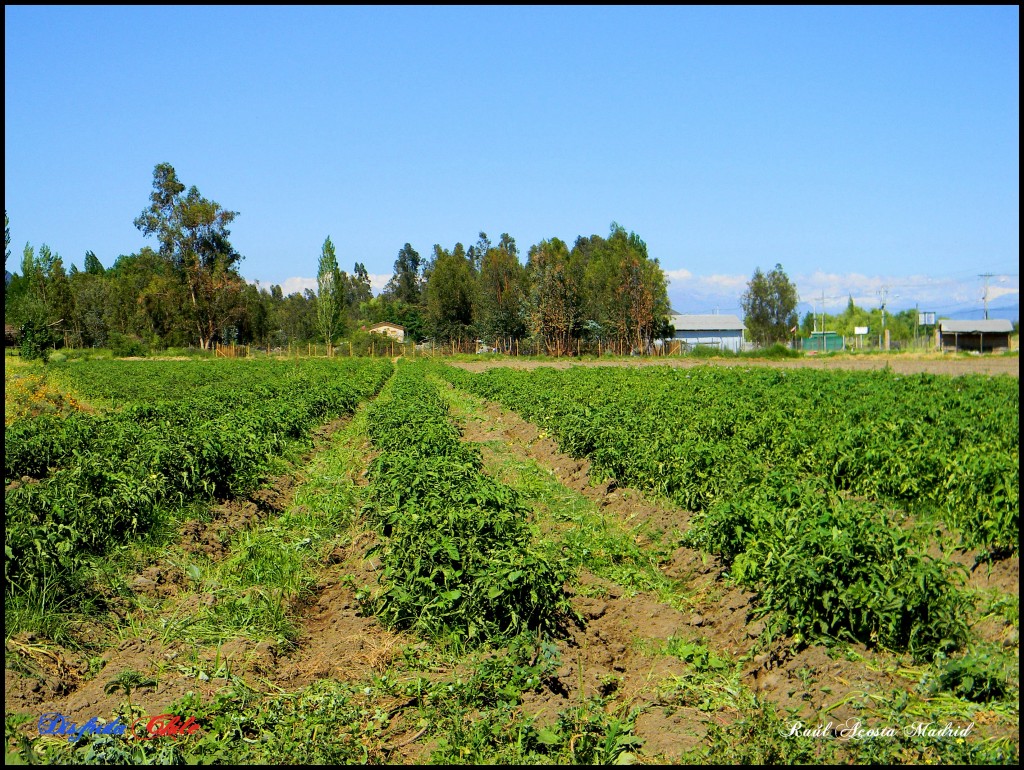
[877, 286, 889, 350]
[820, 289, 826, 351]
[979, 274, 994, 319]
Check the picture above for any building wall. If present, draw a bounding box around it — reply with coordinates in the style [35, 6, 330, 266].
[370, 326, 404, 343]
[940, 332, 1010, 353]
[674, 330, 743, 353]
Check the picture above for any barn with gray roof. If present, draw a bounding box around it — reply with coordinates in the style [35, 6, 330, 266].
[939, 319, 1013, 353]
[668, 312, 746, 353]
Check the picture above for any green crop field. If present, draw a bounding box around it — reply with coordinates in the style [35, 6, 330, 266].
[4, 357, 1019, 764]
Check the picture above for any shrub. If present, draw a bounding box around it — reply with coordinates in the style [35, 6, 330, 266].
[107, 332, 149, 358]
[19, 320, 58, 362]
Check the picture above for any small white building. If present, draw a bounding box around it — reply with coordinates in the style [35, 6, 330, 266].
[367, 322, 405, 343]
[668, 312, 746, 354]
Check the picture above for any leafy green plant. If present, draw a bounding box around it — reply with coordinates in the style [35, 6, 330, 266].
[360, 363, 573, 647]
[441, 362, 1006, 660]
[546, 696, 644, 764]
[103, 668, 157, 717]
[664, 638, 732, 673]
[925, 644, 1017, 703]
[106, 332, 148, 358]
[440, 363, 1018, 552]
[685, 475, 971, 660]
[681, 699, 832, 764]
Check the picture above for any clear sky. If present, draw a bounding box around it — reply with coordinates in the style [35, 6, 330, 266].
[5, 6, 1019, 320]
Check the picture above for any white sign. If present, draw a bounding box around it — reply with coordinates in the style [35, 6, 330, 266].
[918, 312, 936, 325]
[854, 326, 869, 335]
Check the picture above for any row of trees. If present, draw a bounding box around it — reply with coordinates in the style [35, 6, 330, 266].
[6, 162, 814, 355]
[369, 227, 672, 354]
[6, 163, 674, 354]
[3, 165, 372, 353]
[740, 266, 963, 346]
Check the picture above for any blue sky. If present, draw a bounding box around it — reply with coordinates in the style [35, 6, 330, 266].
[5, 6, 1019, 320]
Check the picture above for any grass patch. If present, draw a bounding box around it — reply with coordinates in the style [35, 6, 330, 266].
[163, 409, 376, 649]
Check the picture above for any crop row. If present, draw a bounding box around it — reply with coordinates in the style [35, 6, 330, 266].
[684, 472, 970, 659]
[442, 365, 1018, 552]
[440, 364, 989, 660]
[4, 359, 393, 593]
[360, 362, 572, 647]
[46, 358, 317, 404]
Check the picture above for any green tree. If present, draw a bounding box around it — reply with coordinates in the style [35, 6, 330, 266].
[579, 224, 669, 352]
[361, 296, 426, 343]
[335, 262, 373, 331]
[104, 248, 182, 345]
[741, 263, 798, 347]
[423, 243, 475, 344]
[526, 237, 584, 356]
[134, 163, 244, 349]
[4, 245, 41, 330]
[47, 256, 76, 347]
[83, 250, 105, 276]
[475, 232, 526, 345]
[137, 270, 186, 346]
[315, 236, 343, 349]
[467, 231, 491, 273]
[349, 262, 373, 307]
[3, 212, 11, 312]
[276, 289, 318, 345]
[383, 243, 423, 305]
[69, 269, 110, 347]
[800, 310, 816, 336]
[29, 244, 54, 309]
[19, 319, 58, 361]
[235, 282, 274, 346]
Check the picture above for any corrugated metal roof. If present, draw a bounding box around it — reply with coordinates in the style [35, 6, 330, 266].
[670, 314, 746, 331]
[939, 319, 1013, 334]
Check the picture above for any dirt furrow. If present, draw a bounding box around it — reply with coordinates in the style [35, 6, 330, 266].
[443, 382, 909, 740]
[4, 412, 380, 729]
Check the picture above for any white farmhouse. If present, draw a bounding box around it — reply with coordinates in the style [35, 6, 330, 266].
[367, 322, 405, 343]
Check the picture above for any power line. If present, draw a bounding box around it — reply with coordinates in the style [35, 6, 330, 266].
[979, 273, 995, 320]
